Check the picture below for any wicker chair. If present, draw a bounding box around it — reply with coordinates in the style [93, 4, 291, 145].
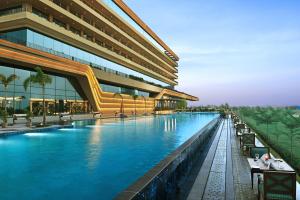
[258, 170, 296, 200]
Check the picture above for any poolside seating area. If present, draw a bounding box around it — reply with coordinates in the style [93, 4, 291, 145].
[232, 114, 297, 200]
[187, 114, 298, 200]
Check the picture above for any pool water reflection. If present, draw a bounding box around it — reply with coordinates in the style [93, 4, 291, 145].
[0, 113, 218, 200]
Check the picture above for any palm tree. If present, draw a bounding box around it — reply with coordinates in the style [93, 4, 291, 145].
[113, 93, 124, 114]
[24, 67, 52, 126]
[132, 94, 138, 115]
[141, 96, 147, 115]
[0, 73, 19, 112]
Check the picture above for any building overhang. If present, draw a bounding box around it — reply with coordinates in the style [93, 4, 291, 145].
[155, 89, 198, 101]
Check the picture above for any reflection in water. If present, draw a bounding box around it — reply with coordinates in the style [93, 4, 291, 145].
[24, 133, 52, 137]
[87, 119, 103, 170]
[164, 118, 176, 132]
[0, 113, 218, 200]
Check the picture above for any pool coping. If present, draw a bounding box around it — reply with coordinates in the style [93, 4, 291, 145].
[0, 115, 152, 138]
[0, 124, 74, 138]
[115, 116, 221, 199]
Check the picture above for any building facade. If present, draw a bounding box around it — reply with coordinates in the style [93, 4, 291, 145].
[0, 0, 197, 116]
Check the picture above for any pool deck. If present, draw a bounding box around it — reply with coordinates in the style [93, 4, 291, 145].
[187, 118, 258, 200]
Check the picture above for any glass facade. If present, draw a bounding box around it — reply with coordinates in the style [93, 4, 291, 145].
[0, 65, 89, 116]
[0, 28, 170, 87]
[100, 83, 149, 97]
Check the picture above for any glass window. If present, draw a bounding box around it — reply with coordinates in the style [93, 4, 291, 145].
[15, 85, 26, 93]
[55, 77, 65, 90]
[53, 39, 62, 53]
[15, 68, 30, 86]
[62, 43, 69, 55]
[44, 36, 54, 50]
[55, 95, 65, 100]
[1, 29, 171, 87]
[0, 65, 14, 75]
[65, 79, 74, 91]
[45, 88, 55, 95]
[33, 32, 44, 47]
[55, 89, 65, 96]
[31, 87, 42, 94]
[26, 30, 34, 46]
[66, 90, 75, 97]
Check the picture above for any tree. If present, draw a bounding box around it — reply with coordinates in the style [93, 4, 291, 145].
[24, 67, 52, 126]
[0, 74, 19, 112]
[141, 95, 147, 114]
[131, 94, 139, 115]
[253, 107, 279, 143]
[281, 112, 300, 163]
[113, 93, 124, 114]
[176, 99, 187, 110]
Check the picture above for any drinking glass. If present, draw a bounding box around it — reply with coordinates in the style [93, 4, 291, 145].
[255, 153, 259, 161]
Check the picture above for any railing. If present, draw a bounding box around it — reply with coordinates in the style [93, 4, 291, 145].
[0, 8, 184, 91]
[0, 33, 168, 90]
[0, 6, 25, 17]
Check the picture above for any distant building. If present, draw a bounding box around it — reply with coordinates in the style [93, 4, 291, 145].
[0, 0, 197, 116]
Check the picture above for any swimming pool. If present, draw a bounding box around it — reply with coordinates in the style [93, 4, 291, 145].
[0, 113, 218, 200]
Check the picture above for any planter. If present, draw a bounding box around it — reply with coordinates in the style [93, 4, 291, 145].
[2, 122, 8, 128]
[26, 121, 32, 127]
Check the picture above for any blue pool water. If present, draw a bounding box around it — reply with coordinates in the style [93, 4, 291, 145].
[0, 113, 218, 200]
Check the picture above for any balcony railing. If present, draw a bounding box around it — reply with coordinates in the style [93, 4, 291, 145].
[0, 6, 25, 17]
[0, 7, 185, 92]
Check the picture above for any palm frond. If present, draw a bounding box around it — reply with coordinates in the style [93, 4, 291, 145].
[23, 75, 36, 91]
[7, 74, 19, 83]
[23, 67, 52, 89]
[43, 74, 52, 84]
[0, 74, 6, 82]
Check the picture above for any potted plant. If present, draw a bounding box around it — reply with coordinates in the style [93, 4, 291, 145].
[0, 110, 8, 128]
[25, 110, 33, 127]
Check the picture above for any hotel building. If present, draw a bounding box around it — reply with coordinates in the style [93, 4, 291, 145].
[0, 0, 198, 116]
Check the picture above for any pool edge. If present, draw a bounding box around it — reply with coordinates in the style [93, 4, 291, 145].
[115, 116, 222, 200]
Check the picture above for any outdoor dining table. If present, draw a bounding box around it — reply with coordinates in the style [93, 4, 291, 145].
[247, 158, 294, 189]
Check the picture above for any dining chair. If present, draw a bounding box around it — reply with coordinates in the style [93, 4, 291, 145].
[241, 133, 255, 153]
[250, 147, 270, 159]
[258, 170, 296, 200]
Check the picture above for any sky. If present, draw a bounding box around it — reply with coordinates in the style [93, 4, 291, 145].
[124, 0, 300, 106]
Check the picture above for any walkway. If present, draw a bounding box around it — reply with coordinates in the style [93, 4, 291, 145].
[187, 118, 257, 200]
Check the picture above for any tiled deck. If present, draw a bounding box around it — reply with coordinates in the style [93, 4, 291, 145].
[187, 118, 257, 200]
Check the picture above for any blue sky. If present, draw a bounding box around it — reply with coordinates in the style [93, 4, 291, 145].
[124, 0, 300, 106]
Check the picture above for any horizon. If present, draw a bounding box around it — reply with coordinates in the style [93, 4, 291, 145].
[125, 0, 300, 106]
